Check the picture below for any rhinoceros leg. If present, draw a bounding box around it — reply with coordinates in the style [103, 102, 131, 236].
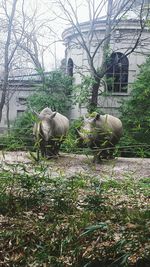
[40, 139, 47, 158]
[44, 140, 59, 159]
[48, 136, 64, 157]
[93, 139, 116, 162]
[53, 140, 62, 155]
[93, 149, 106, 163]
[43, 141, 53, 158]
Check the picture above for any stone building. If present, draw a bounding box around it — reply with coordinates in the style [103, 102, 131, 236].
[0, 0, 150, 133]
[62, 0, 150, 119]
[0, 73, 45, 133]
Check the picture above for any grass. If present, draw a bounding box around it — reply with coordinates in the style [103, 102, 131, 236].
[0, 160, 150, 267]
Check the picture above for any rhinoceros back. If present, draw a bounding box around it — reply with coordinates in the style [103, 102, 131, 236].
[99, 114, 123, 140]
[52, 112, 69, 137]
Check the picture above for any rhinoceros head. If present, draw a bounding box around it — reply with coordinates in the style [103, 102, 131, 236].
[78, 113, 101, 141]
[33, 108, 57, 141]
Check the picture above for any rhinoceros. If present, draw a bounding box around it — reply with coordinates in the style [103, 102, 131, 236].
[33, 107, 69, 159]
[78, 113, 123, 162]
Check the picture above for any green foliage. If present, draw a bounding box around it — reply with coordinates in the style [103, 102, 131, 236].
[62, 117, 83, 153]
[0, 112, 35, 151]
[74, 75, 106, 113]
[0, 161, 149, 266]
[62, 117, 92, 155]
[73, 76, 94, 108]
[0, 134, 24, 151]
[120, 57, 150, 157]
[13, 111, 34, 147]
[28, 70, 73, 115]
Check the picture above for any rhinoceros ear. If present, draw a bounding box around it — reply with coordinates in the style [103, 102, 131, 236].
[94, 113, 100, 121]
[49, 112, 57, 120]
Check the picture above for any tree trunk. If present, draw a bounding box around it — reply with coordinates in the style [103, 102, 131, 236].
[6, 101, 10, 133]
[0, 0, 18, 122]
[101, 0, 113, 74]
[89, 0, 113, 113]
[89, 75, 101, 112]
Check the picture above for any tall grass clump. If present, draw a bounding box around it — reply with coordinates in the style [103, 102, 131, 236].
[0, 161, 149, 267]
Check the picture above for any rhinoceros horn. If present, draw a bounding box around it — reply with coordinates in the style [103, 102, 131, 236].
[32, 110, 40, 118]
[29, 104, 40, 118]
[77, 129, 85, 139]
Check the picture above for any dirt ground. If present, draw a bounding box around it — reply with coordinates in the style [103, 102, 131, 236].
[0, 151, 149, 180]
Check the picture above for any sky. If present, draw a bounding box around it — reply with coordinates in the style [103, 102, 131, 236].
[1, 0, 144, 72]
[0, 0, 108, 72]
[30, 0, 108, 70]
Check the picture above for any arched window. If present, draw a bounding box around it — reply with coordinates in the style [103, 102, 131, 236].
[67, 58, 74, 77]
[106, 52, 129, 93]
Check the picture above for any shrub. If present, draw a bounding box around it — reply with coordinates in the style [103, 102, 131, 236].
[120, 57, 150, 157]
[0, 112, 34, 151]
[62, 117, 84, 153]
[28, 70, 73, 116]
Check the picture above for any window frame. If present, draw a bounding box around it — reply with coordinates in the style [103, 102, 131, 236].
[67, 58, 74, 77]
[106, 52, 129, 94]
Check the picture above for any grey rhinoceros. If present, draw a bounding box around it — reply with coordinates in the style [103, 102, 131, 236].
[78, 113, 123, 162]
[33, 107, 69, 159]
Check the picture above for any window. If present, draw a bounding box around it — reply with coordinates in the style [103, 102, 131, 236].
[17, 110, 25, 117]
[17, 97, 27, 105]
[106, 52, 129, 93]
[67, 58, 73, 77]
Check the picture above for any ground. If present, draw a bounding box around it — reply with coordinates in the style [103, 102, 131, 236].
[0, 151, 149, 179]
[0, 151, 150, 266]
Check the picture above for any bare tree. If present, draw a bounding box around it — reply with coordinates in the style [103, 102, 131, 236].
[0, 0, 20, 122]
[56, 0, 149, 111]
[16, 14, 55, 83]
[0, 0, 57, 125]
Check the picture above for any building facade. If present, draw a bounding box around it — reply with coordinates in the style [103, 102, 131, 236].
[62, 6, 150, 119]
[0, 74, 45, 133]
